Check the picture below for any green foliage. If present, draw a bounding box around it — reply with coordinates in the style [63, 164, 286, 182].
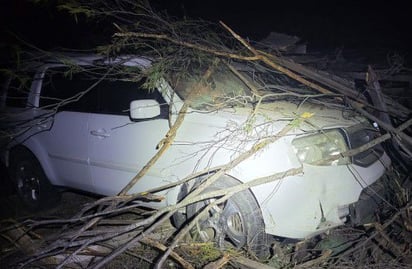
[244, 116, 257, 134]
[0, 67, 33, 87]
[179, 242, 222, 265]
[57, 58, 85, 78]
[143, 61, 170, 91]
[57, 2, 96, 22]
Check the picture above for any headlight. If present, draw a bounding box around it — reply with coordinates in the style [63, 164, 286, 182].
[347, 126, 384, 167]
[292, 129, 350, 166]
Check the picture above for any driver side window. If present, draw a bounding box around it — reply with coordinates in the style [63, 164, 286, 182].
[98, 78, 168, 118]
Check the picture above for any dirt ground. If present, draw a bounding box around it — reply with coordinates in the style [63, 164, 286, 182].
[0, 191, 176, 268]
[0, 187, 97, 221]
[0, 171, 181, 269]
[0, 161, 102, 221]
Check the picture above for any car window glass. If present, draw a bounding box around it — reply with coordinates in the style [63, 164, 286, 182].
[171, 64, 252, 110]
[40, 67, 98, 113]
[4, 74, 33, 108]
[40, 66, 168, 117]
[99, 78, 168, 117]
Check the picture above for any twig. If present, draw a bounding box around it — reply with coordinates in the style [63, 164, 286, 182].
[350, 103, 412, 146]
[118, 61, 218, 195]
[332, 200, 412, 265]
[373, 222, 404, 257]
[203, 253, 230, 269]
[114, 32, 260, 61]
[155, 194, 233, 269]
[232, 256, 276, 269]
[296, 249, 333, 268]
[315, 117, 412, 165]
[219, 21, 334, 96]
[141, 238, 194, 269]
[154, 114, 311, 268]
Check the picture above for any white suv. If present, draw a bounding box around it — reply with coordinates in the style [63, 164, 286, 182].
[0, 54, 390, 254]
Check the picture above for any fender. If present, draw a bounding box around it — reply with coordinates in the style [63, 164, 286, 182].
[11, 139, 61, 186]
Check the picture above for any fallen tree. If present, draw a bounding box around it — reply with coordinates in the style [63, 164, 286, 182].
[1, 1, 412, 268]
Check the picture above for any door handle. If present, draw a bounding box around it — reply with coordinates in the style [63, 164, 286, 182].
[90, 129, 111, 138]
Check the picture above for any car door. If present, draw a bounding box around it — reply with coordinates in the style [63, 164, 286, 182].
[34, 67, 97, 191]
[88, 78, 170, 196]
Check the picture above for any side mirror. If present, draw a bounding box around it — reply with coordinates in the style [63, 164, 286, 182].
[130, 99, 161, 120]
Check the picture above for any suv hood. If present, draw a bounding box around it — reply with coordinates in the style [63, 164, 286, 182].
[259, 101, 365, 129]
[212, 100, 367, 132]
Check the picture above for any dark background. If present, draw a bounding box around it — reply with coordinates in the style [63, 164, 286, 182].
[0, 0, 411, 60]
[157, 0, 411, 51]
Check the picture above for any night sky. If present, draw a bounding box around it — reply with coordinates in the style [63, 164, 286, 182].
[160, 0, 411, 50]
[0, 0, 411, 58]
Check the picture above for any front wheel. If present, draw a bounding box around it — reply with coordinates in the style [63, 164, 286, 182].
[176, 175, 270, 258]
[9, 148, 60, 210]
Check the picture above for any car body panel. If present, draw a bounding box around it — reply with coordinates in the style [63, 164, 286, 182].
[88, 113, 170, 195]
[34, 111, 93, 190]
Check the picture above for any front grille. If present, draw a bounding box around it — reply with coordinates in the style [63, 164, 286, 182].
[345, 125, 384, 167]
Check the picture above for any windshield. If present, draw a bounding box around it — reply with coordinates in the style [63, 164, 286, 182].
[169, 61, 313, 110]
[171, 64, 254, 110]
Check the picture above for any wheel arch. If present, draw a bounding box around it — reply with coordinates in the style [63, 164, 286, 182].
[9, 141, 59, 186]
[173, 171, 270, 258]
[175, 172, 263, 210]
[173, 172, 266, 225]
[9, 143, 61, 210]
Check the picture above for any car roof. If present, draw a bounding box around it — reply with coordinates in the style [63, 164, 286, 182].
[23, 52, 153, 70]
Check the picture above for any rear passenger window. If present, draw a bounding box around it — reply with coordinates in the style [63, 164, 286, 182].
[40, 67, 98, 113]
[4, 74, 33, 108]
[40, 66, 168, 117]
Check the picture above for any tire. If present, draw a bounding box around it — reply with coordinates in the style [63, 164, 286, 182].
[0, 162, 14, 195]
[9, 148, 61, 210]
[175, 175, 270, 259]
